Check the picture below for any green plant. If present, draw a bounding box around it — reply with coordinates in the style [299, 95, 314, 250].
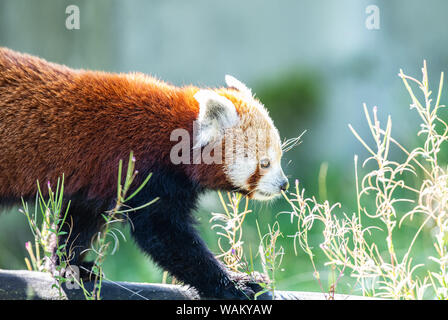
[210, 192, 252, 272]
[283, 61, 448, 299]
[22, 176, 70, 298]
[255, 220, 284, 297]
[210, 191, 285, 298]
[22, 151, 158, 300]
[81, 151, 158, 299]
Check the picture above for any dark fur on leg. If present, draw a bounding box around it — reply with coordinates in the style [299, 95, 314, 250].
[128, 169, 263, 299]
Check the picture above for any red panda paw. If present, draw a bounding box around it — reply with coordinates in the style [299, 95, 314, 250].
[225, 271, 273, 300]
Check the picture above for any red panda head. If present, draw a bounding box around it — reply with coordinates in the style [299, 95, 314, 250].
[193, 75, 289, 200]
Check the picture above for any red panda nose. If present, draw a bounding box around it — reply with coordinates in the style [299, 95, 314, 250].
[280, 179, 289, 191]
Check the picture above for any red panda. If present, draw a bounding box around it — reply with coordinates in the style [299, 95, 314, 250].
[0, 47, 289, 299]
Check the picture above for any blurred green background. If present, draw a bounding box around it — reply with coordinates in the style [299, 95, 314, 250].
[1, 0, 448, 295]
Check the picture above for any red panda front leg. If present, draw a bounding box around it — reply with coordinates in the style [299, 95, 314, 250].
[130, 205, 257, 299]
[127, 171, 263, 299]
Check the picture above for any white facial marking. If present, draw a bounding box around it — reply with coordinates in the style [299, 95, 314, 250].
[227, 157, 257, 190]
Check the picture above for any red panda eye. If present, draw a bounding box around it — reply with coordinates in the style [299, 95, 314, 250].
[260, 158, 270, 169]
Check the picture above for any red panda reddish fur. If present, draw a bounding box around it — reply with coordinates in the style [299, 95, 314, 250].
[0, 47, 235, 199]
[0, 47, 269, 299]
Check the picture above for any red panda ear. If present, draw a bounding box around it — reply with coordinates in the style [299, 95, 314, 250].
[194, 89, 239, 147]
[225, 75, 252, 97]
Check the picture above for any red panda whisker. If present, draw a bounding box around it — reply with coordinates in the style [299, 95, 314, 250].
[281, 130, 307, 153]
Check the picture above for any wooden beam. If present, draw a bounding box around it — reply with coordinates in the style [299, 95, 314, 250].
[0, 269, 373, 300]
